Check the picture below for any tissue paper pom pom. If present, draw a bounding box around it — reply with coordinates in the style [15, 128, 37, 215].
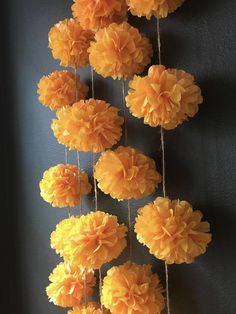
[37, 71, 88, 110]
[46, 262, 96, 307]
[135, 197, 212, 264]
[126, 65, 203, 129]
[101, 261, 165, 314]
[64, 211, 127, 269]
[94, 146, 161, 200]
[39, 164, 92, 208]
[88, 22, 153, 80]
[72, 0, 127, 31]
[127, 0, 184, 19]
[48, 18, 94, 67]
[50, 216, 79, 258]
[68, 302, 109, 314]
[51, 99, 124, 152]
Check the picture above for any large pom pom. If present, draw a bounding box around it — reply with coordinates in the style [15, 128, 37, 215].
[46, 262, 96, 307]
[135, 197, 212, 264]
[72, 0, 127, 31]
[63, 211, 128, 269]
[101, 261, 165, 314]
[88, 22, 153, 80]
[39, 164, 91, 208]
[37, 70, 88, 110]
[127, 0, 185, 19]
[126, 65, 203, 129]
[94, 146, 161, 200]
[48, 18, 94, 68]
[68, 302, 109, 314]
[51, 99, 124, 152]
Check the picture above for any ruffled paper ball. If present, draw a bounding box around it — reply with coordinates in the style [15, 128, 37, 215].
[127, 0, 184, 19]
[72, 0, 127, 31]
[51, 99, 124, 152]
[63, 211, 128, 269]
[88, 22, 153, 80]
[46, 262, 96, 307]
[50, 216, 79, 258]
[39, 164, 92, 208]
[94, 146, 161, 200]
[101, 261, 165, 314]
[37, 71, 88, 110]
[135, 197, 212, 264]
[126, 65, 203, 129]
[68, 302, 108, 314]
[48, 18, 94, 68]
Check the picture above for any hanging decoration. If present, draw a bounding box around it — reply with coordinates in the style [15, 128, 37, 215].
[94, 146, 162, 200]
[39, 164, 91, 208]
[126, 65, 203, 129]
[101, 261, 165, 314]
[37, 0, 213, 313]
[135, 197, 212, 264]
[72, 0, 127, 31]
[88, 22, 153, 79]
[51, 99, 124, 152]
[37, 70, 88, 110]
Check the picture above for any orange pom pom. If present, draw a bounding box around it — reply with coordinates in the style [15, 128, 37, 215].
[88, 22, 153, 80]
[72, 0, 127, 31]
[49, 18, 94, 68]
[37, 70, 88, 110]
[101, 261, 165, 314]
[94, 146, 161, 200]
[46, 262, 96, 307]
[127, 0, 185, 19]
[68, 302, 109, 314]
[39, 164, 91, 208]
[63, 211, 127, 269]
[126, 65, 203, 129]
[135, 197, 212, 264]
[51, 99, 124, 152]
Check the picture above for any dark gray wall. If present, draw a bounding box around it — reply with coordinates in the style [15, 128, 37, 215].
[3, 0, 236, 313]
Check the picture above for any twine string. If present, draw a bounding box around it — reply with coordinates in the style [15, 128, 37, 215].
[122, 80, 132, 261]
[157, 18, 170, 314]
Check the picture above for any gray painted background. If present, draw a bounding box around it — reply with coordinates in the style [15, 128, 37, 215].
[3, 0, 236, 313]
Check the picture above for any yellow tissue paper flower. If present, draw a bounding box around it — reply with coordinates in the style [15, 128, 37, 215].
[48, 18, 94, 68]
[94, 146, 161, 200]
[68, 302, 109, 314]
[126, 65, 203, 129]
[101, 261, 165, 314]
[46, 262, 96, 307]
[64, 211, 128, 269]
[88, 22, 153, 80]
[72, 0, 127, 31]
[127, 0, 185, 19]
[39, 164, 91, 208]
[51, 99, 124, 152]
[37, 70, 88, 110]
[135, 197, 212, 264]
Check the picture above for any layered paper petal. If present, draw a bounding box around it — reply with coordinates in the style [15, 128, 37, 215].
[68, 301, 109, 314]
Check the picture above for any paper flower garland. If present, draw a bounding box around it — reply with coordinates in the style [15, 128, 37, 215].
[46, 262, 96, 307]
[135, 197, 212, 264]
[127, 0, 185, 19]
[88, 22, 153, 80]
[72, 0, 127, 31]
[101, 261, 165, 314]
[37, 71, 88, 110]
[51, 99, 124, 152]
[94, 146, 161, 200]
[62, 211, 128, 269]
[49, 18, 94, 68]
[39, 164, 91, 208]
[126, 65, 203, 129]
[68, 302, 109, 314]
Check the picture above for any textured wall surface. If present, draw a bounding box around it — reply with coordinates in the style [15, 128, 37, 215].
[3, 0, 236, 313]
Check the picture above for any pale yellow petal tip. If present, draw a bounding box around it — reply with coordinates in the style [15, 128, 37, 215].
[135, 196, 212, 264]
